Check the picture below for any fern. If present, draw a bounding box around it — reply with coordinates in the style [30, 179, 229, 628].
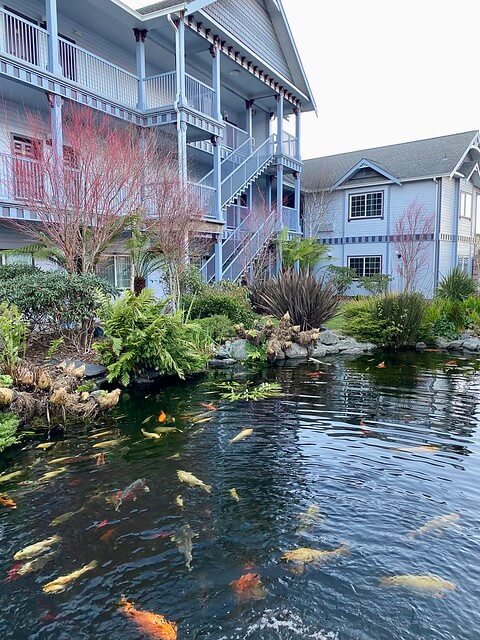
[0, 413, 21, 453]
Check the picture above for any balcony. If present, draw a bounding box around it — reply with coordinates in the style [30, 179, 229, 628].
[0, 7, 215, 118]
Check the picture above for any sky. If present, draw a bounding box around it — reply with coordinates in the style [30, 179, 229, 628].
[126, 0, 480, 159]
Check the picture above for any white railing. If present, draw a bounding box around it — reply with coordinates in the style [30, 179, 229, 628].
[189, 181, 215, 218]
[280, 131, 297, 158]
[0, 7, 48, 70]
[282, 206, 299, 232]
[0, 152, 44, 202]
[224, 123, 250, 150]
[226, 204, 249, 229]
[144, 71, 176, 110]
[221, 135, 275, 208]
[58, 37, 137, 108]
[185, 74, 215, 118]
[222, 209, 277, 282]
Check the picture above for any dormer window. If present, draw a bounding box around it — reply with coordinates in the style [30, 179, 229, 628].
[349, 192, 383, 219]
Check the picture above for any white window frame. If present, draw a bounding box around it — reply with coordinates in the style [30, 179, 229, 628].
[460, 192, 472, 219]
[347, 255, 383, 278]
[0, 252, 34, 266]
[458, 256, 471, 275]
[349, 191, 384, 220]
[97, 255, 133, 290]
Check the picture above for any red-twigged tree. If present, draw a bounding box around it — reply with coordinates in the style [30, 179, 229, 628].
[9, 105, 150, 274]
[393, 199, 435, 292]
[143, 160, 208, 311]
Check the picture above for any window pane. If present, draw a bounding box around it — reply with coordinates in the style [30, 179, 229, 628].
[366, 192, 383, 217]
[364, 256, 382, 276]
[348, 257, 364, 277]
[97, 257, 115, 287]
[4, 253, 32, 265]
[116, 256, 132, 290]
[350, 195, 365, 218]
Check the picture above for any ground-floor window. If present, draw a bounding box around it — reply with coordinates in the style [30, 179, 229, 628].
[0, 252, 33, 266]
[458, 256, 472, 275]
[97, 255, 132, 289]
[348, 255, 382, 278]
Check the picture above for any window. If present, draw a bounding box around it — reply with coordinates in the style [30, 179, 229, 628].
[349, 192, 383, 219]
[458, 256, 472, 275]
[12, 135, 43, 201]
[460, 192, 472, 219]
[348, 256, 382, 277]
[97, 256, 132, 289]
[0, 252, 33, 266]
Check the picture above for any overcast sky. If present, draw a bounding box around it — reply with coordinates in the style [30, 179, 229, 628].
[126, 0, 480, 159]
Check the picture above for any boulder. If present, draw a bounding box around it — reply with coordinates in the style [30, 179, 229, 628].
[356, 342, 376, 352]
[323, 345, 340, 355]
[219, 339, 249, 362]
[317, 330, 339, 346]
[446, 340, 464, 351]
[415, 342, 427, 351]
[215, 346, 231, 360]
[462, 338, 480, 352]
[436, 337, 450, 349]
[311, 345, 327, 358]
[284, 343, 309, 359]
[337, 338, 359, 352]
[342, 348, 365, 357]
[208, 358, 237, 369]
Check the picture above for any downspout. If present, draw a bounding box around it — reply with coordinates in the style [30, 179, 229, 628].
[433, 177, 442, 292]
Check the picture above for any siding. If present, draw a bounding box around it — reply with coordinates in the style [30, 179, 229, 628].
[203, 0, 293, 82]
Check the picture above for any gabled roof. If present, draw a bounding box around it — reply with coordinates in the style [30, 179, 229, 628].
[303, 131, 479, 191]
[330, 158, 402, 191]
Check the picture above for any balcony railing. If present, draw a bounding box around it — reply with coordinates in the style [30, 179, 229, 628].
[279, 132, 298, 158]
[224, 123, 250, 150]
[0, 8, 216, 118]
[282, 206, 299, 232]
[188, 181, 215, 218]
[0, 152, 43, 203]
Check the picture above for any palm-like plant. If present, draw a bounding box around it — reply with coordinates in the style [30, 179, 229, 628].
[126, 214, 164, 295]
[278, 229, 329, 272]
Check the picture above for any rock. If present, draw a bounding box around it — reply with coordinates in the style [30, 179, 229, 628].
[208, 358, 237, 369]
[446, 340, 464, 351]
[342, 348, 365, 356]
[60, 359, 107, 379]
[459, 331, 475, 340]
[436, 337, 450, 349]
[337, 338, 359, 352]
[228, 339, 249, 362]
[415, 342, 427, 351]
[317, 330, 339, 346]
[215, 346, 231, 360]
[311, 345, 327, 358]
[356, 342, 376, 352]
[462, 338, 480, 352]
[323, 345, 340, 355]
[284, 343, 309, 359]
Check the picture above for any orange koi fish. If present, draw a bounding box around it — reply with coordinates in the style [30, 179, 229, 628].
[230, 572, 266, 601]
[200, 402, 217, 411]
[158, 411, 168, 423]
[96, 453, 106, 466]
[119, 597, 177, 639]
[0, 495, 16, 509]
[376, 362, 386, 369]
[100, 528, 116, 543]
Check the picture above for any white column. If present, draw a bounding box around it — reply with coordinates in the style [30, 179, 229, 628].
[134, 28, 147, 110]
[276, 94, 284, 229]
[47, 93, 63, 161]
[46, 0, 61, 75]
[211, 43, 221, 121]
[177, 119, 188, 184]
[294, 107, 301, 161]
[246, 99, 254, 137]
[211, 44, 223, 223]
[294, 172, 301, 234]
[176, 16, 186, 107]
[214, 234, 223, 282]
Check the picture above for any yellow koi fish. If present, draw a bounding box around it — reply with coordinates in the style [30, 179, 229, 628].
[89, 430, 114, 439]
[39, 467, 67, 482]
[0, 471, 23, 484]
[175, 495, 184, 509]
[36, 442, 55, 451]
[50, 509, 83, 527]
[14, 535, 62, 561]
[407, 513, 460, 538]
[92, 438, 125, 449]
[283, 544, 349, 574]
[379, 574, 456, 596]
[297, 505, 325, 534]
[43, 560, 98, 594]
[177, 470, 212, 494]
[229, 488, 240, 502]
[141, 429, 162, 440]
[229, 428, 253, 445]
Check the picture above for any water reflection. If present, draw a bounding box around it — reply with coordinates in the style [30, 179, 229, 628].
[1, 352, 480, 639]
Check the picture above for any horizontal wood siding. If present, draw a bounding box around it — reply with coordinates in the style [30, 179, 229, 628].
[203, 0, 293, 82]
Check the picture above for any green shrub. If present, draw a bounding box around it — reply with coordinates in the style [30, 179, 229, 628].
[343, 292, 428, 348]
[0, 413, 21, 453]
[250, 269, 339, 330]
[419, 299, 457, 342]
[0, 303, 27, 373]
[462, 296, 480, 332]
[437, 267, 477, 302]
[95, 289, 209, 385]
[0, 264, 38, 280]
[185, 283, 255, 326]
[278, 229, 328, 271]
[196, 315, 236, 343]
[358, 274, 392, 296]
[327, 266, 356, 295]
[0, 270, 114, 351]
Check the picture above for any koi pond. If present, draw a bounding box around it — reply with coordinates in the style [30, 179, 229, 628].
[1, 352, 479, 639]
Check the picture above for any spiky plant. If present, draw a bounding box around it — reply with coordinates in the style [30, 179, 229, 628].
[437, 267, 477, 302]
[250, 269, 339, 330]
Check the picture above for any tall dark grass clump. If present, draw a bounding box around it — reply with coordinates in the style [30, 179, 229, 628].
[250, 270, 339, 330]
[437, 267, 477, 302]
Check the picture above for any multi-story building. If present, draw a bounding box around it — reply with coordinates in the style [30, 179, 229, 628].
[303, 131, 480, 296]
[0, 0, 315, 288]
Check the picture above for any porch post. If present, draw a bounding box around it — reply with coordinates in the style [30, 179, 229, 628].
[45, 0, 61, 75]
[276, 94, 284, 229]
[294, 107, 301, 161]
[246, 99, 254, 138]
[47, 93, 63, 161]
[294, 171, 301, 234]
[211, 44, 223, 223]
[133, 28, 148, 111]
[176, 15, 186, 107]
[211, 43, 221, 121]
[266, 175, 272, 213]
[214, 234, 223, 282]
[178, 119, 188, 184]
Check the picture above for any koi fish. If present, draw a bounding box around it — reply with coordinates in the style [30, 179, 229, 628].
[191, 417, 212, 425]
[50, 509, 82, 527]
[229, 428, 253, 445]
[158, 411, 168, 423]
[119, 597, 177, 639]
[282, 544, 349, 574]
[92, 438, 126, 449]
[96, 519, 110, 529]
[379, 574, 456, 596]
[229, 488, 240, 502]
[154, 427, 182, 434]
[200, 403, 217, 411]
[36, 442, 55, 451]
[171, 525, 198, 572]
[0, 495, 16, 509]
[89, 430, 114, 439]
[5, 563, 22, 582]
[167, 453, 180, 460]
[376, 362, 386, 369]
[43, 560, 98, 594]
[141, 429, 162, 440]
[17, 551, 58, 576]
[307, 372, 325, 379]
[100, 528, 116, 543]
[392, 445, 441, 453]
[407, 513, 460, 538]
[175, 495, 184, 509]
[296, 505, 324, 534]
[109, 479, 150, 511]
[0, 471, 23, 484]
[231, 572, 266, 601]
[39, 467, 67, 482]
[142, 416, 154, 425]
[177, 470, 211, 494]
[96, 453, 106, 466]
[14, 535, 62, 561]
[47, 456, 86, 465]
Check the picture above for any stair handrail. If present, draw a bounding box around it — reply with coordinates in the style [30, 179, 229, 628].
[222, 208, 277, 282]
[220, 134, 275, 208]
[197, 135, 254, 188]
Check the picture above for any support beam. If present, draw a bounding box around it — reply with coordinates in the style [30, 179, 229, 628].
[175, 16, 186, 107]
[133, 29, 148, 111]
[45, 0, 61, 75]
[266, 175, 272, 213]
[214, 234, 223, 282]
[294, 171, 301, 234]
[294, 107, 301, 162]
[276, 94, 284, 230]
[211, 43, 221, 121]
[47, 92, 63, 162]
[276, 94, 284, 157]
[246, 99, 254, 138]
[177, 119, 188, 184]
[212, 135, 224, 223]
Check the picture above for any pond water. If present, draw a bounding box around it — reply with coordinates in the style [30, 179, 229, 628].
[1, 352, 480, 639]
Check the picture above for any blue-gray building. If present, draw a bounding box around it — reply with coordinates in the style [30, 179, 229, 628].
[303, 131, 480, 297]
[0, 0, 315, 288]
